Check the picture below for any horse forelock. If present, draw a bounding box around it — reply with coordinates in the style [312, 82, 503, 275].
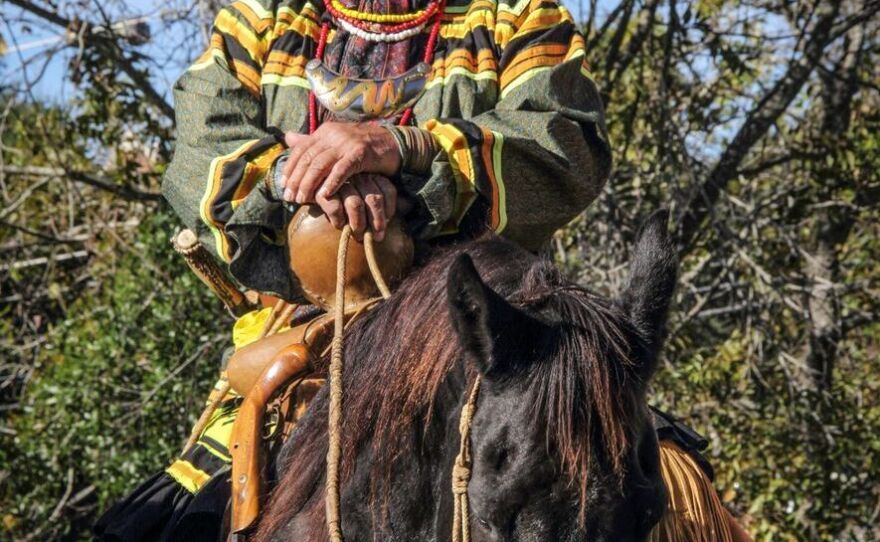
[522, 276, 640, 520]
[255, 238, 640, 540]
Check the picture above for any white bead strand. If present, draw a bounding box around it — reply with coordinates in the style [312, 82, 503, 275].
[337, 18, 427, 42]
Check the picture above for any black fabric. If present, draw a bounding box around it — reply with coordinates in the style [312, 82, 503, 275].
[650, 406, 715, 481]
[94, 467, 230, 542]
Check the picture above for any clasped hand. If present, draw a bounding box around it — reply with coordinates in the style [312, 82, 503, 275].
[279, 122, 402, 241]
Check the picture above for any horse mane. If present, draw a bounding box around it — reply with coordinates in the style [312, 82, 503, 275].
[255, 237, 639, 540]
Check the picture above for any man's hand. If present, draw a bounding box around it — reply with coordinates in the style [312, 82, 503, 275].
[281, 122, 400, 205]
[315, 173, 398, 241]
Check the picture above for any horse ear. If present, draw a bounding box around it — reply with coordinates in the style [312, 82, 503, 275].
[620, 210, 679, 375]
[446, 253, 547, 377]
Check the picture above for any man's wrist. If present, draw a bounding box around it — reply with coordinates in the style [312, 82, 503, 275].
[382, 125, 438, 175]
[373, 126, 402, 177]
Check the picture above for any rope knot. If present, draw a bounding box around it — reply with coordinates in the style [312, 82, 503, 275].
[452, 460, 471, 495]
[452, 377, 481, 542]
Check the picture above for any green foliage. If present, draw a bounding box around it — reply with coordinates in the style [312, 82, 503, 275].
[564, 3, 880, 540]
[1, 210, 230, 540]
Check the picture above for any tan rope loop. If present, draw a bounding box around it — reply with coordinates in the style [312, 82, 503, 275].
[364, 231, 391, 299]
[325, 226, 394, 542]
[452, 376, 481, 542]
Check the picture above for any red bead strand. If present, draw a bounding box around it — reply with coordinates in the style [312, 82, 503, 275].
[309, 22, 332, 134]
[398, 0, 445, 126]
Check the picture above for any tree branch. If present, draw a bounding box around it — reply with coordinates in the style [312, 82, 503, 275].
[0, 165, 163, 202]
[674, 2, 844, 253]
[4, 0, 175, 121]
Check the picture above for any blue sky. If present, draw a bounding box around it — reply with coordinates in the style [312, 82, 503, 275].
[1, 0, 208, 103]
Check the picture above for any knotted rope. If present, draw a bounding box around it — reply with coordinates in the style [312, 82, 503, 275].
[326, 227, 390, 542]
[452, 376, 481, 542]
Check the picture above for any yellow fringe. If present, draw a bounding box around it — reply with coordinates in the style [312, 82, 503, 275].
[650, 440, 734, 542]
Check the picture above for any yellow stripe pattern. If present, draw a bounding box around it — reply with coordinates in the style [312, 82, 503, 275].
[191, 0, 589, 96]
[189, 0, 591, 241]
[490, 130, 507, 233]
[200, 140, 285, 261]
[166, 459, 212, 494]
[422, 120, 479, 231]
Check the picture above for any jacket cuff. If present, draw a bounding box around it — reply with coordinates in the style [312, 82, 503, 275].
[265, 152, 289, 201]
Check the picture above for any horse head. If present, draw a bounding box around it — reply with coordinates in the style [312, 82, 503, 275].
[256, 210, 678, 542]
[445, 210, 678, 541]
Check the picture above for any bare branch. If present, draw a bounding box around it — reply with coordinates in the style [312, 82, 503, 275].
[0, 165, 162, 202]
[4, 0, 175, 121]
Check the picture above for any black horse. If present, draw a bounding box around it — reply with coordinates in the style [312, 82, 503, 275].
[255, 210, 679, 541]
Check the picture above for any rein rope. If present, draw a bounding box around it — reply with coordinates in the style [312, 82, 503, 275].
[324, 226, 481, 542]
[326, 226, 390, 542]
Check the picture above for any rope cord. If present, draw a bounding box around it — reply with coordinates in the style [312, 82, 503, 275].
[325, 227, 393, 542]
[326, 225, 351, 542]
[364, 231, 392, 298]
[312, 5, 446, 528]
[452, 376, 481, 542]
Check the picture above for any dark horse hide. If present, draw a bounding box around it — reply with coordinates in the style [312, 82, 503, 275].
[254, 210, 679, 542]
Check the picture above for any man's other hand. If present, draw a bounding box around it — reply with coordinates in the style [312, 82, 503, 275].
[315, 173, 398, 242]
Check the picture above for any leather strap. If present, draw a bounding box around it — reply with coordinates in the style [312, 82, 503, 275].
[229, 344, 312, 536]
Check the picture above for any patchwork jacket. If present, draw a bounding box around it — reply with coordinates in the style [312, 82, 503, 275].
[162, 0, 611, 300]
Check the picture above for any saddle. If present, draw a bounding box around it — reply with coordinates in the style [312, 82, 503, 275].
[217, 205, 414, 538]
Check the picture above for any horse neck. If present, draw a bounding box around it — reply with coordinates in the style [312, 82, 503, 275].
[273, 353, 472, 541]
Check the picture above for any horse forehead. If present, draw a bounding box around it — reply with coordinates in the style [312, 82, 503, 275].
[473, 385, 542, 439]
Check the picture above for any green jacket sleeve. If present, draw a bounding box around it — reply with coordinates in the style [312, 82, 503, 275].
[161, 1, 298, 298]
[416, 0, 611, 249]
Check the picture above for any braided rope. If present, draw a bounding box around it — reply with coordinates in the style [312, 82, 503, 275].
[364, 231, 392, 298]
[326, 228, 393, 541]
[325, 225, 351, 542]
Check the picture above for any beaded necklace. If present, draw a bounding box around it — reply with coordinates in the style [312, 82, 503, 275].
[309, 0, 445, 132]
[327, 0, 437, 23]
[324, 0, 441, 33]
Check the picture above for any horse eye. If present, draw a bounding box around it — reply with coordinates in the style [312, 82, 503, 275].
[477, 516, 491, 529]
[493, 448, 510, 471]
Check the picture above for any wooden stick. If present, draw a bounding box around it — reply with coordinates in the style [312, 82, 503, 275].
[173, 229, 253, 317]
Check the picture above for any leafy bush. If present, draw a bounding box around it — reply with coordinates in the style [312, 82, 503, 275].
[1, 210, 230, 540]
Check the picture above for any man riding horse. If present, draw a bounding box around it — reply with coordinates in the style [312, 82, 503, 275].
[96, 0, 750, 539]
